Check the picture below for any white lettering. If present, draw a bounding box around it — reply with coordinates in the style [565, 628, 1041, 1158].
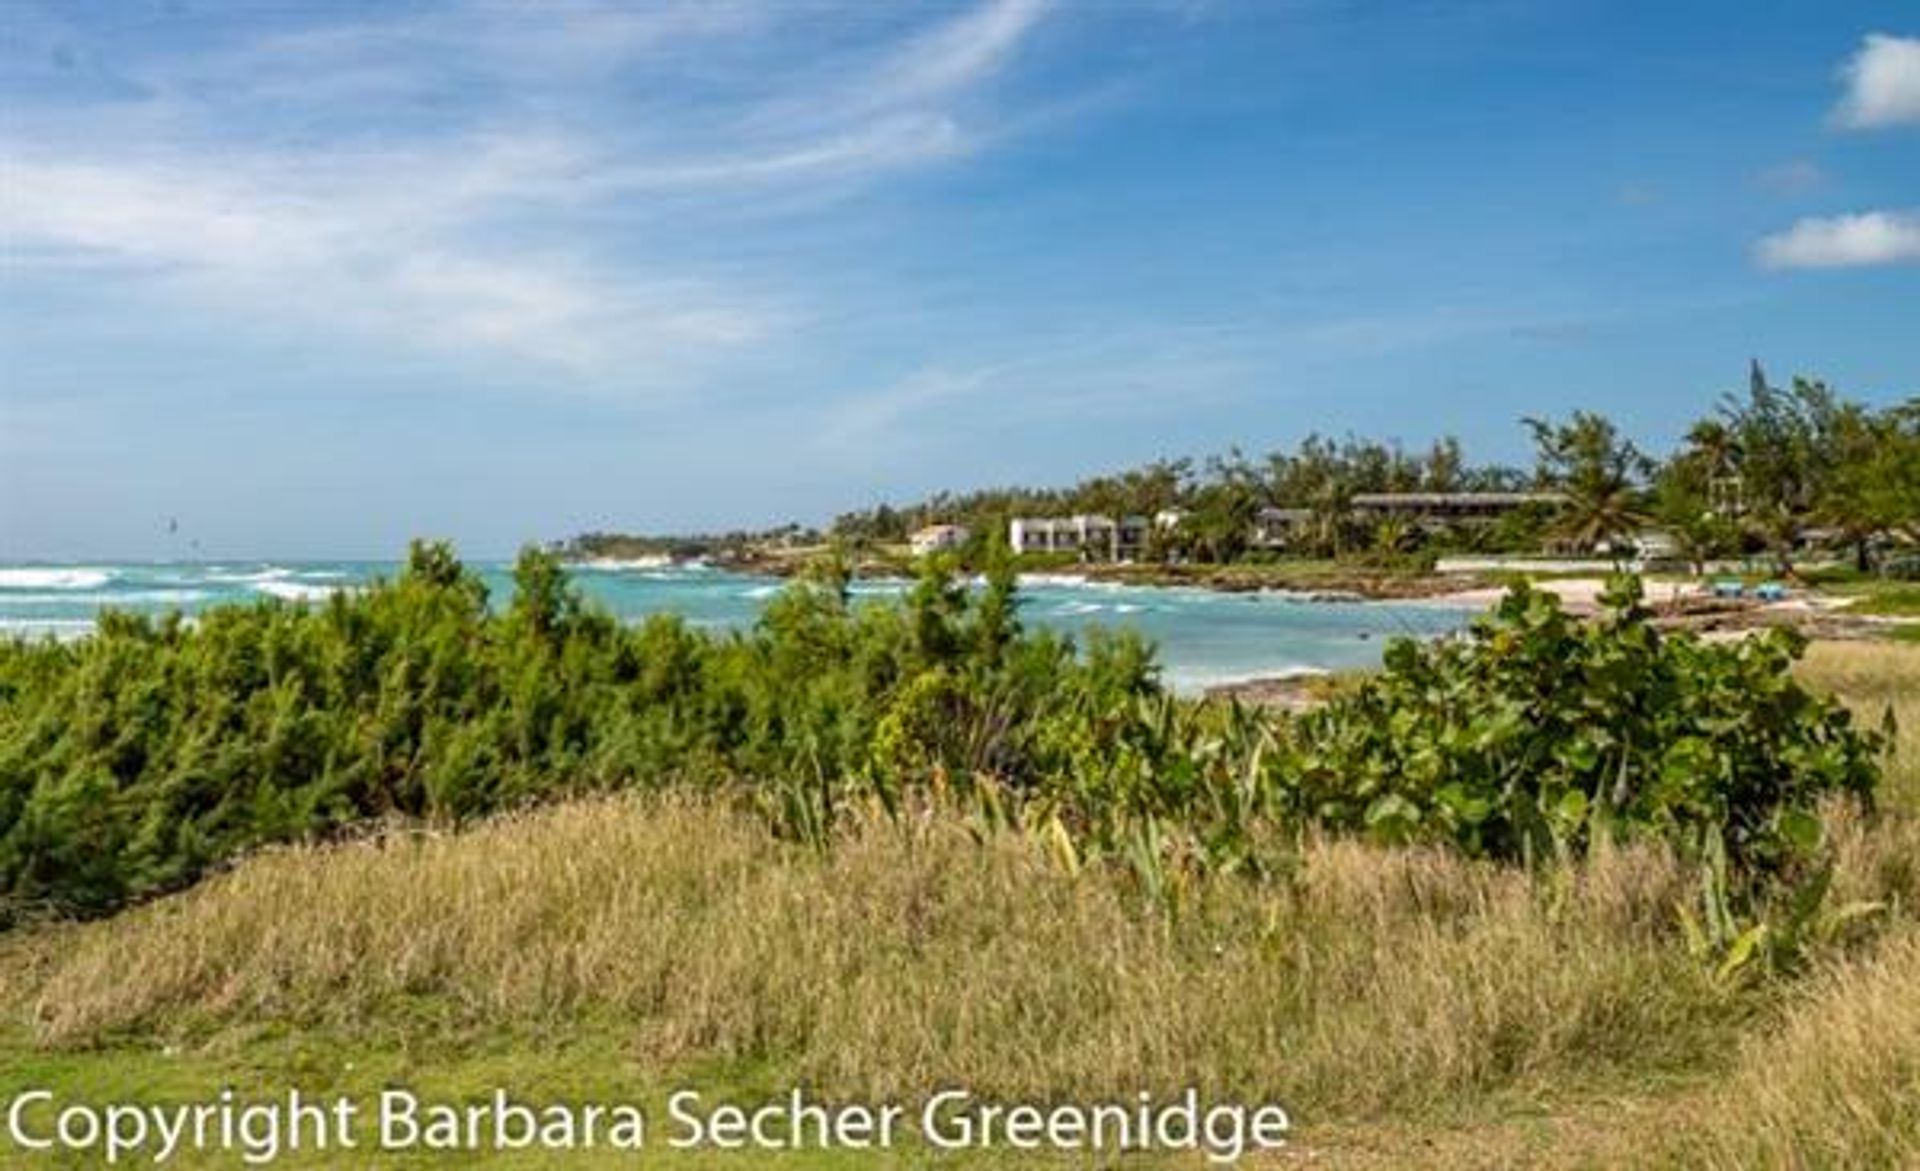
[380, 1090, 420, 1149]
[6, 1092, 53, 1152]
[921, 1090, 974, 1150]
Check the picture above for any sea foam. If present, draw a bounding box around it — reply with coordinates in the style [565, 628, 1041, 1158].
[254, 581, 345, 602]
[0, 568, 113, 591]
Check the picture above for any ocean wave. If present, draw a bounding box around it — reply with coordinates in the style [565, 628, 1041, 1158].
[0, 567, 114, 591]
[254, 581, 345, 602]
[1161, 663, 1328, 695]
[203, 567, 294, 584]
[573, 556, 674, 571]
[0, 589, 212, 606]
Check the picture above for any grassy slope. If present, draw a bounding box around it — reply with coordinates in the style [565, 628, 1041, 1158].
[3, 641, 1918, 1169]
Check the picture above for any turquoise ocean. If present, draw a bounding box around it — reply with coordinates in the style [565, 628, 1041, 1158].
[0, 561, 1469, 693]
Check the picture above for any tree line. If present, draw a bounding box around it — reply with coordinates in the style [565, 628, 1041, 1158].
[831, 363, 1920, 574]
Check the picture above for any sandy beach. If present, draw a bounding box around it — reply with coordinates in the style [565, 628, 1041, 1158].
[1423, 576, 1704, 615]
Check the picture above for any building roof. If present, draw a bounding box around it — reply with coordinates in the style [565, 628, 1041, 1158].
[1349, 492, 1567, 508]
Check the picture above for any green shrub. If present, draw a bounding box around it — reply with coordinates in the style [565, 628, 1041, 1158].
[1269, 577, 1882, 878]
[0, 544, 1153, 920]
[0, 549, 1886, 925]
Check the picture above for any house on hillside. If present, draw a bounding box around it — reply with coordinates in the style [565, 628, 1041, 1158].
[909, 524, 970, 556]
[1252, 507, 1314, 548]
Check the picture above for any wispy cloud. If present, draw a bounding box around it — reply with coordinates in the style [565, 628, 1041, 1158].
[1755, 211, 1920, 269]
[1, 142, 778, 375]
[813, 304, 1555, 455]
[858, 0, 1051, 112]
[0, 0, 1067, 386]
[1831, 32, 1920, 129]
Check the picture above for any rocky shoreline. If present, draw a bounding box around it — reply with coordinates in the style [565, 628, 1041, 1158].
[705, 550, 1489, 601]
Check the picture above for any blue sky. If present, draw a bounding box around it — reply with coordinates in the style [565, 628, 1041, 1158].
[2, 0, 1917, 560]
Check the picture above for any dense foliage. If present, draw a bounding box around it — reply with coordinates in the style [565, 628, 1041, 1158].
[0, 545, 1885, 923]
[1271, 579, 1881, 875]
[0, 544, 1155, 920]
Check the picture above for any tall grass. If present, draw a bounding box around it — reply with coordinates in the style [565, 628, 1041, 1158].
[1666, 925, 1920, 1169]
[1800, 640, 1920, 811]
[5, 795, 1726, 1117]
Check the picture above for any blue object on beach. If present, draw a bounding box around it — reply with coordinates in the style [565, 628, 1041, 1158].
[1754, 582, 1788, 601]
[1712, 579, 1745, 599]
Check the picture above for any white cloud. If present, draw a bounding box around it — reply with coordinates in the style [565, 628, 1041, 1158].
[1755, 210, 1920, 269]
[0, 147, 779, 374]
[0, 0, 1066, 385]
[1832, 33, 1920, 129]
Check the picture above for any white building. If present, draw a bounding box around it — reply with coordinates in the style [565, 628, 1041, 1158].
[1009, 514, 1151, 561]
[909, 524, 970, 556]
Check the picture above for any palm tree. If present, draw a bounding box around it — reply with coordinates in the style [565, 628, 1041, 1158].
[1524, 411, 1652, 557]
[1372, 516, 1419, 556]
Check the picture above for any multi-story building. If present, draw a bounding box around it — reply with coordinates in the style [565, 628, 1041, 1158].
[1008, 514, 1151, 561]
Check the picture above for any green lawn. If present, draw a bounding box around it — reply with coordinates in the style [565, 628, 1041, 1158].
[1831, 582, 1920, 617]
[0, 1026, 1150, 1169]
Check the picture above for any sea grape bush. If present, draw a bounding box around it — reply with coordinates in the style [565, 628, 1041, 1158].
[1270, 578, 1882, 878]
[0, 545, 1885, 923]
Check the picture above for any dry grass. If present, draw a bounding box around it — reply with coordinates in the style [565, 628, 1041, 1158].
[1641, 640, 1920, 1169]
[4, 795, 1725, 1120]
[1799, 640, 1920, 812]
[1796, 640, 1920, 950]
[1661, 924, 1920, 1169]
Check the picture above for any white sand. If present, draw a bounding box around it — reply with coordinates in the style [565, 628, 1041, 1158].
[1429, 577, 1708, 613]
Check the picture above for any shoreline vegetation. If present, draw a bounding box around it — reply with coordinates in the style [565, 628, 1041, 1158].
[3, 609, 1917, 1166]
[1, 543, 1916, 1165]
[0, 541, 1889, 916]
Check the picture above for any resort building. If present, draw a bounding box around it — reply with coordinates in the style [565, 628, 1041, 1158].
[1251, 493, 1564, 549]
[1009, 514, 1151, 561]
[1252, 507, 1314, 548]
[1347, 492, 1566, 531]
[909, 524, 970, 556]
